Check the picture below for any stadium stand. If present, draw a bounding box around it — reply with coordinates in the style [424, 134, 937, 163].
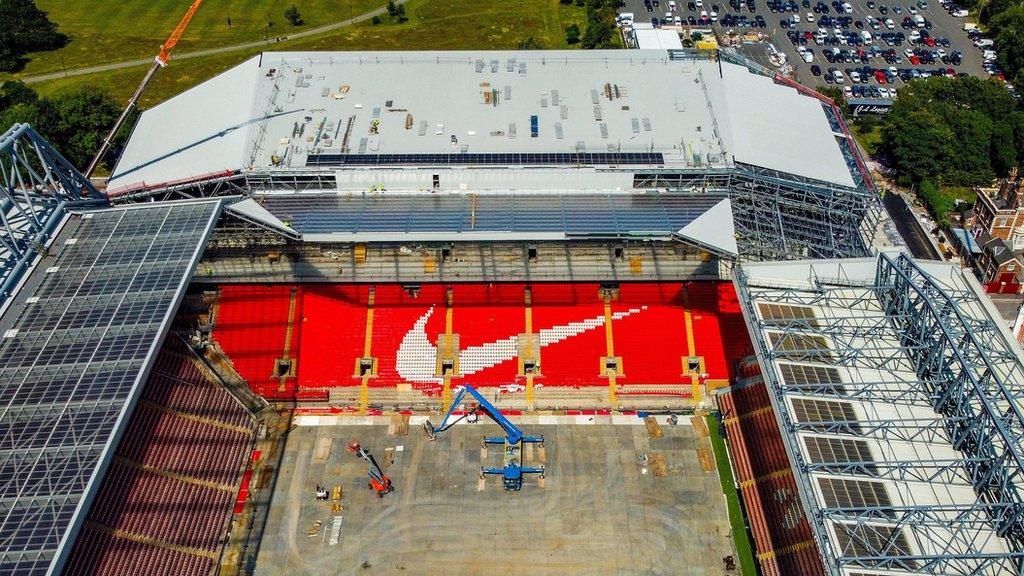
[212, 283, 742, 397]
[718, 376, 827, 576]
[63, 339, 257, 576]
[213, 285, 299, 397]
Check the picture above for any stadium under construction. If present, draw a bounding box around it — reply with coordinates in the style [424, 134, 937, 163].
[0, 48, 1020, 576]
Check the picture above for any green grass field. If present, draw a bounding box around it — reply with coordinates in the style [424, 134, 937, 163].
[26, 0, 589, 107]
[707, 414, 759, 576]
[16, 1, 381, 78]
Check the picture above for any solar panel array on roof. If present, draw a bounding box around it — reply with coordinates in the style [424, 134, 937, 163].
[817, 478, 893, 515]
[758, 303, 820, 327]
[0, 200, 220, 575]
[803, 436, 877, 474]
[832, 524, 917, 570]
[768, 332, 834, 362]
[790, 398, 858, 426]
[778, 363, 843, 392]
[304, 152, 664, 167]
[257, 191, 724, 239]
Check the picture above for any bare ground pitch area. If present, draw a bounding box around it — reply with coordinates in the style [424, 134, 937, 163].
[255, 418, 738, 575]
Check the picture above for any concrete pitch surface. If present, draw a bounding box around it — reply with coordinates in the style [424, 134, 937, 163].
[255, 421, 736, 575]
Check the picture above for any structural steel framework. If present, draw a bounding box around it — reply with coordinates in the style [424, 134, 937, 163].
[737, 253, 1024, 575]
[0, 123, 105, 303]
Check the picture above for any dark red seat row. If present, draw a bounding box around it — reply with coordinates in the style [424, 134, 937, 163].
[719, 381, 826, 576]
[63, 342, 257, 576]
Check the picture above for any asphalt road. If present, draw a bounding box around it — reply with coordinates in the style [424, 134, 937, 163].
[883, 190, 941, 259]
[18, 1, 402, 84]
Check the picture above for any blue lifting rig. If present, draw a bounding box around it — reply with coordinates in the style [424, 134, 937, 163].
[423, 385, 545, 491]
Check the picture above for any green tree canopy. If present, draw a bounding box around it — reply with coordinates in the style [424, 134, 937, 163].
[0, 0, 68, 72]
[284, 5, 304, 26]
[0, 84, 125, 172]
[880, 76, 1020, 186]
[991, 6, 1024, 86]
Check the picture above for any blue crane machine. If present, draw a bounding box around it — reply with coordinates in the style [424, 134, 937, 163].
[423, 385, 545, 491]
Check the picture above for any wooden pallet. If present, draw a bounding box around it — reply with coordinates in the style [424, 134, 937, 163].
[645, 416, 663, 438]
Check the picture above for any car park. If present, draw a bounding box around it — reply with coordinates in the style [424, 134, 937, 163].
[633, 0, 985, 100]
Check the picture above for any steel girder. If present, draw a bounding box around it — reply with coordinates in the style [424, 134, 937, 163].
[736, 255, 1024, 575]
[0, 123, 105, 303]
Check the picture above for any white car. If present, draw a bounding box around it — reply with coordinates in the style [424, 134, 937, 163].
[904, 47, 915, 57]
[844, 86, 853, 98]
[936, 48, 946, 57]
[792, 13, 800, 21]
[696, 0, 703, 6]
[674, 15, 682, 24]
[802, 51, 814, 62]
[669, 0, 677, 9]
[952, 8, 968, 16]
[849, 70, 861, 82]
[909, 5, 918, 13]
[807, 11, 815, 21]
[710, 10, 718, 20]
[832, 69, 845, 83]
[885, 18, 895, 28]
[700, 10, 708, 19]
[843, 2, 853, 12]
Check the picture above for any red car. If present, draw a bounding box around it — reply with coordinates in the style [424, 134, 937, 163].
[875, 70, 888, 83]
[924, 36, 935, 47]
[910, 54, 921, 65]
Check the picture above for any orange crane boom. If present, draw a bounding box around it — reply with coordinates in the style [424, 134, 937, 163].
[157, 0, 203, 65]
[85, 0, 204, 178]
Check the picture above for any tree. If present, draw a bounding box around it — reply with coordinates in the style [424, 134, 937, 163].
[991, 121, 1017, 176]
[880, 76, 1020, 187]
[0, 84, 124, 172]
[1008, 111, 1024, 167]
[565, 24, 581, 44]
[991, 7, 1024, 85]
[284, 4, 304, 26]
[0, 80, 37, 110]
[517, 37, 545, 49]
[580, 14, 616, 48]
[881, 106, 953, 185]
[48, 86, 124, 170]
[394, 4, 408, 22]
[387, 1, 399, 16]
[981, 0, 1016, 24]
[372, 15, 382, 25]
[0, 0, 68, 72]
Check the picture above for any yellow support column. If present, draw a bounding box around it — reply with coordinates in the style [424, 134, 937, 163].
[682, 288, 701, 404]
[603, 298, 618, 408]
[358, 287, 375, 415]
[524, 287, 535, 410]
[442, 287, 454, 411]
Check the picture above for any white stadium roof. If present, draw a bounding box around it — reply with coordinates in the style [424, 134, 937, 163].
[109, 50, 857, 192]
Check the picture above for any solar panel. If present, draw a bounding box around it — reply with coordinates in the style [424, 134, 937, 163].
[0, 200, 220, 575]
[791, 398, 859, 432]
[833, 523, 917, 569]
[803, 436, 877, 474]
[778, 363, 843, 392]
[817, 478, 892, 514]
[758, 303, 820, 328]
[257, 191, 722, 239]
[768, 332, 833, 362]
[305, 152, 665, 167]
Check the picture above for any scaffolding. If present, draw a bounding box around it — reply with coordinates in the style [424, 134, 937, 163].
[736, 253, 1024, 575]
[635, 163, 881, 260]
[0, 123, 105, 303]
